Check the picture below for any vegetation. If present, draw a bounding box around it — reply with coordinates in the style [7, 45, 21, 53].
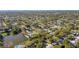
[0, 10, 79, 48]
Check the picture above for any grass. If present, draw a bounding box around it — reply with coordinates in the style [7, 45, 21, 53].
[1, 32, 8, 37]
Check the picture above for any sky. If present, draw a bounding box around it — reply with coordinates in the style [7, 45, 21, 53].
[0, 0, 79, 10]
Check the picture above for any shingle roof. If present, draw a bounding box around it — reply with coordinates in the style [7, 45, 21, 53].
[3, 33, 26, 47]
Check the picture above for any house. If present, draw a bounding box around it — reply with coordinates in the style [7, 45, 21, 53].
[70, 40, 76, 46]
[3, 33, 26, 48]
[46, 44, 53, 48]
[0, 17, 5, 32]
[14, 45, 25, 48]
[75, 36, 79, 44]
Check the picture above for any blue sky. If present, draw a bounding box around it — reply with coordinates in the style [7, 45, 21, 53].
[0, 0, 79, 10]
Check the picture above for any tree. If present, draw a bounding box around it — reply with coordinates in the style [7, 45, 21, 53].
[76, 41, 79, 48]
[0, 34, 3, 42]
[0, 34, 4, 47]
[67, 34, 75, 40]
[12, 27, 21, 35]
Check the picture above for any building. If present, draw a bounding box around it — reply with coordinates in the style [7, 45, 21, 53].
[3, 33, 26, 48]
[0, 17, 5, 33]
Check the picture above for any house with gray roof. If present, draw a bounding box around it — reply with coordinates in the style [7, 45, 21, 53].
[0, 17, 4, 33]
[3, 33, 26, 47]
